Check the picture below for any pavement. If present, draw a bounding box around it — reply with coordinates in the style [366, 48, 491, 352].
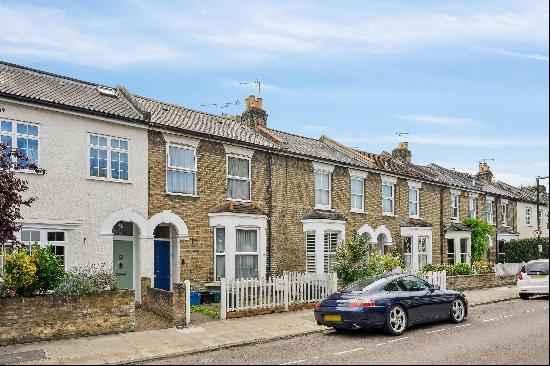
[0, 286, 525, 365]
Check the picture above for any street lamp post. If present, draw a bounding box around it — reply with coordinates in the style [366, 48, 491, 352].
[536, 176, 549, 233]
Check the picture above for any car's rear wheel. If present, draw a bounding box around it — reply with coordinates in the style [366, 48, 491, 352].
[384, 305, 407, 336]
[519, 293, 530, 300]
[449, 298, 466, 323]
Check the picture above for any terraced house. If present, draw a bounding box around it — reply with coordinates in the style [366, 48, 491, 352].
[1, 61, 547, 300]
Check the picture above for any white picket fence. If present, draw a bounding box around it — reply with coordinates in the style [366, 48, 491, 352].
[220, 272, 338, 320]
[421, 271, 447, 291]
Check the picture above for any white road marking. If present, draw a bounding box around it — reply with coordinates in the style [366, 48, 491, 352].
[281, 357, 319, 365]
[483, 314, 513, 322]
[334, 348, 364, 355]
[387, 336, 409, 343]
[376, 343, 386, 346]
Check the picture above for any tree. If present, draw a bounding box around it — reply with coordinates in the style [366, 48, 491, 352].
[462, 218, 495, 262]
[0, 142, 45, 246]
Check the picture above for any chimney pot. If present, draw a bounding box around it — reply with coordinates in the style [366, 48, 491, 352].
[391, 141, 412, 163]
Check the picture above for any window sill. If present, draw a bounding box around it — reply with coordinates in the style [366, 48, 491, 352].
[227, 198, 252, 203]
[409, 215, 420, 219]
[86, 176, 131, 184]
[314, 204, 331, 211]
[15, 169, 42, 175]
[382, 212, 396, 217]
[350, 209, 365, 214]
[167, 192, 198, 198]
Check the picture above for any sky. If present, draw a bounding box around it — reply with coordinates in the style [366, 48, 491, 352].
[1, 0, 548, 187]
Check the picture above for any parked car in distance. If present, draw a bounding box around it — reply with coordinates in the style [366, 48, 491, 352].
[314, 273, 467, 336]
[517, 259, 549, 300]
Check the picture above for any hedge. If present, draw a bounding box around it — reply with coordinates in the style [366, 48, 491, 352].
[504, 237, 549, 263]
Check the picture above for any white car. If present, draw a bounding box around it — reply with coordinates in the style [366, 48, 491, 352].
[517, 259, 549, 300]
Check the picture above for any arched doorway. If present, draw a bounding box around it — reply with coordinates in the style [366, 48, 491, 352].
[148, 210, 189, 291]
[374, 225, 393, 255]
[100, 208, 149, 301]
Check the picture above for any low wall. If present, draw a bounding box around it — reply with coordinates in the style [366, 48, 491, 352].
[0, 290, 135, 346]
[446, 274, 516, 291]
[141, 277, 186, 326]
[226, 302, 317, 319]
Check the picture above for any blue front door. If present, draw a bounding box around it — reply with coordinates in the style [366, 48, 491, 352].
[154, 240, 171, 290]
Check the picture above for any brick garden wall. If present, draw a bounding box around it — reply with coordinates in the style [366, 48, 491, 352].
[0, 290, 135, 346]
[140, 277, 186, 325]
[446, 274, 516, 291]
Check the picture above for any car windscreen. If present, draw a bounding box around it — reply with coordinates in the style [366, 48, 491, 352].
[525, 262, 549, 275]
[343, 277, 390, 292]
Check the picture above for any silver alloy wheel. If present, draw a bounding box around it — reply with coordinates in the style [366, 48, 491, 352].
[451, 299, 465, 321]
[389, 306, 406, 333]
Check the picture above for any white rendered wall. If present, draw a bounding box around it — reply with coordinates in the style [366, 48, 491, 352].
[517, 201, 549, 239]
[3, 99, 149, 271]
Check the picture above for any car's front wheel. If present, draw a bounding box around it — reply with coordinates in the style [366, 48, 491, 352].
[519, 293, 530, 300]
[384, 305, 407, 336]
[449, 298, 466, 323]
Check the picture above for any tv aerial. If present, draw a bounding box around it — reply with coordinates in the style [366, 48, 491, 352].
[395, 132, 409, 137]
[239, 79, 261, 95]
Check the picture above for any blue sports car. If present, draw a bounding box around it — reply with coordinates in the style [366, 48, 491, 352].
[314, 273, 468, 336]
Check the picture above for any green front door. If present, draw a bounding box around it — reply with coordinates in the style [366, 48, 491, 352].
[113, 240, 133, 289]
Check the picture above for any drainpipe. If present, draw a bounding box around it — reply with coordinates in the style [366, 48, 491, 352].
[495, 200, 499, 262]
[440, 187, 445, 265]
[267, 153, 273, 278]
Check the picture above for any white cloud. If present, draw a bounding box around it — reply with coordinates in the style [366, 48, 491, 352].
[298, 125, 332, 133]
[397, 114, 482, 127]
[0, 1, 548, 67]
[477, 47, 549, 62]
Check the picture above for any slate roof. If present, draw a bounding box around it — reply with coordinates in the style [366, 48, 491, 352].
[209, 201, 268, 216]
[301, 209, 347, 221]
[357, 151, 435, 181]
[264, 129, 372, 168]
[0, 61, 145, 123]
[133, 95, 277, 148]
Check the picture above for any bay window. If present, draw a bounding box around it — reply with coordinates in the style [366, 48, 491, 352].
[418, 236, 428, 269]
[323, 232, 338, 273]
[235, 229, 258, 278]
[167, 145, 196, 195]
[214, 228, 225, 280]
[306, 232, 316, 273]
[460, 238, 468, 263]
[89, 134, 129, 181]
[501, 201, 508, 226]
[227, 155, 251, 200]
[403, 237, 413, 269]
[447, 239, 455, 265]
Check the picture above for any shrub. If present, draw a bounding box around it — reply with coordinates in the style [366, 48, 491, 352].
[333, 234, 403, 287]
[420, 264, 447, 273]
[31, 244, 64, 292]
[462, 218, 494, 261]
[55, 264, 117, 296]
[421, 263, 473, 276]
[472, 259, 494, 274]
[3, 250, 37, 296]
[504, 238, 549, 263]
[452, 263, 473, 276]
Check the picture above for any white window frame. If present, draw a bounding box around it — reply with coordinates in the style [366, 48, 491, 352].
[88, 133, 130, 182]
[450, 190, 460, 222]
[501, 200, 508, 226]
[166, 143, 197, 196]
[208, 212, 267, 281]
[408, 188, 420, 218]
[400, 227, 433, 272]
[0, 118, 41, 169]
[469, 196, 478, 219]
[381, 175, 397, 216]
[323, 231, 339, 273]
[486, 197, 495, 224]
[526, 207, 532, 226]
[17, 228, 68, 269]
[459, 238, 468, 263]
[234, 227, 260, 279]
[226, 154, 252, 201]
[403, 236, 413, 269]
[417, 236, 429, 269]
[314, 170, 331, 210]
[214, 227, 226, 281]
[301, 219, 345, 274]
[445, 232, 471, 264]
[350, 178, 365, 213]
[306, 231, 316, 273]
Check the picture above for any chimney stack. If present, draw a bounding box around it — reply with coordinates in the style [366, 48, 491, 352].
[391, 141, 412, 163]
[240, 95, 267, 128]
[476, 162, 493, 183]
